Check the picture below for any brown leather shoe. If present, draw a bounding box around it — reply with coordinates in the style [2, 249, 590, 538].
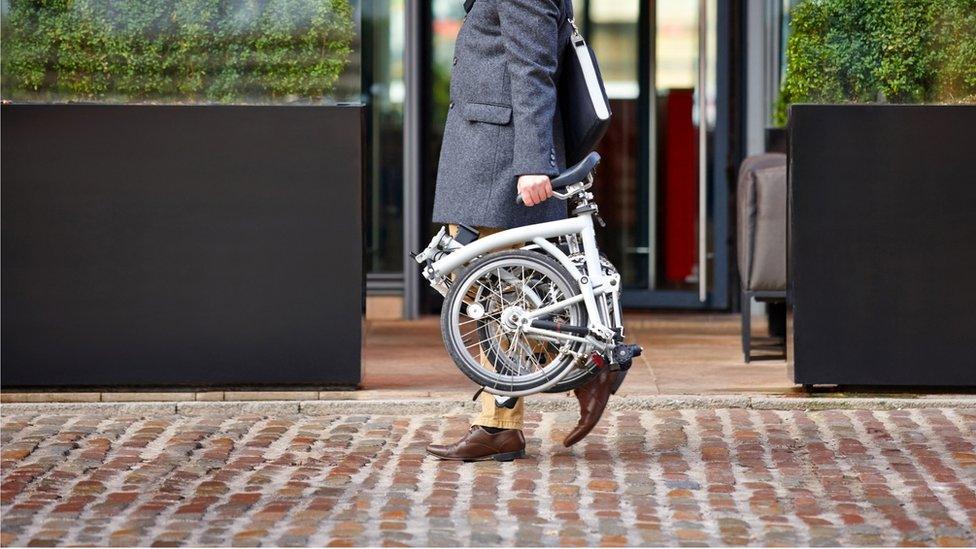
[563, 368, 619, 447]
[426, 426, 526, 462]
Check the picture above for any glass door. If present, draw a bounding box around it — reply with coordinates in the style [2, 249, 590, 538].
[585, 0, 730, 309]
[417, 0, 732, 312]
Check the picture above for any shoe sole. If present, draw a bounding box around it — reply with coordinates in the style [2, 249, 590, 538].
[488, 449, 526, 462]
[610, 369, 629, 395]
[426, 449, 526, 462]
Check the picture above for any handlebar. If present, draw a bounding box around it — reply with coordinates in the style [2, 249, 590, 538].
[515, 151, 601, 205]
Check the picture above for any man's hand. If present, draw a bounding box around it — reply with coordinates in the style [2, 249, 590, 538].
[517, 175, 553, 207]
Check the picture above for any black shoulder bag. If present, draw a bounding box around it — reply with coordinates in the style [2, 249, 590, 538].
[559, 18, 612, 165]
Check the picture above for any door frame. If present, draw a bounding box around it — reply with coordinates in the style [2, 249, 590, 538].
[402, 0, 743, 316]
[620, 0, 739, 310]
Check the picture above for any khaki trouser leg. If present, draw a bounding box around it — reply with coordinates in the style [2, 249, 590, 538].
[474, 346, 526, 430]
[449, 225, 525, 430]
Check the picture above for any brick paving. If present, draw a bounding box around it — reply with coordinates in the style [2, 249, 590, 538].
[1, 408, 974, 547]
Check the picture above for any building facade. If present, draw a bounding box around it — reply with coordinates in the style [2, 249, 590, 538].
[361, 0, 795, 318]
[1, 0, 795, 319]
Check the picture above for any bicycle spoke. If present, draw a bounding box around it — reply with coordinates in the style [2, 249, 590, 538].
[472, 278, 505, 306]
[449, 252, 590, 392]
[458, 310, 502, 329]
[465, 330, 504, 360]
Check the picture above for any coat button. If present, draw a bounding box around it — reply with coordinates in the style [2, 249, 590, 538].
[453, 57, 458, 66]
[449, 101, 454, 109]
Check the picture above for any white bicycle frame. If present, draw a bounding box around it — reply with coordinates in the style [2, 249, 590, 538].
[421, 185, 623, 357]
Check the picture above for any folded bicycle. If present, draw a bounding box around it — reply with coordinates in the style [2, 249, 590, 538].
[414, 152, 642, 405]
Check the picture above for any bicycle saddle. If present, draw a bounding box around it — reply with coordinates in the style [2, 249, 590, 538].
[552, 152, 601, 189]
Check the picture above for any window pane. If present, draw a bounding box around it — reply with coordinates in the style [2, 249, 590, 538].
[588, 0, 639, 99]
[426, 0, 464, 244]
[571, 0, 643, 286]
[364, 0, 404, 274]
[430, 0, 464, 136]
[656, 0, 697, 90]
[1, 0, 361, 104]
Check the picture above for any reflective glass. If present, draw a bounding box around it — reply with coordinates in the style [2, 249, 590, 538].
[649, 0, 716, 292]
[429, 0, 464, 157]
[572, 0, 643, 287]
[364, 0, 404, 274]
[426, 0, 464, 247]
[579, 0, 717, 294]
[587, 0, 639, 99]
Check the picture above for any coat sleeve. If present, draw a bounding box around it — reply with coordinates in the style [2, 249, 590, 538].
[497, 0, 562, 178]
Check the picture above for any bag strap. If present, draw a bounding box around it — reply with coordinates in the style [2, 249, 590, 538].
[463, 0, 476, 13]
[567, 17, 586, 47]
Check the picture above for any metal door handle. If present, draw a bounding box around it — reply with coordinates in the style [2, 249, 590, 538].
[697, 0, 708, 302]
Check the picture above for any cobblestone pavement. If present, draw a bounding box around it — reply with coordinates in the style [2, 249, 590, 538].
[2, 408, 975, 547]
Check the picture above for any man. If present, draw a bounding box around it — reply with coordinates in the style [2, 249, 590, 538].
[425, 0, 620, 462]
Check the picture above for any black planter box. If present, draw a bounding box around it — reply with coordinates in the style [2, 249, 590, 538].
[2, 104, 364, 388]
[787, 104, 976, 386]
[765, 127, 787, 154]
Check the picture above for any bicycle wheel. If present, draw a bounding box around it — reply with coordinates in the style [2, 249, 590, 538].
[440, 249, 590, 396]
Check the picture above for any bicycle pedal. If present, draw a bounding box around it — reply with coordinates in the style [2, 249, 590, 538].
[610, 344, 643, 371]
[493, 395, 519, 409]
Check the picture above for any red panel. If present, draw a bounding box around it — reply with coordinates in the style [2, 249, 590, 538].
[662, 89, 698, 284]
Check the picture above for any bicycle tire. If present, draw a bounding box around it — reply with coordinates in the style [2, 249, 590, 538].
[440, 249, 590, 396]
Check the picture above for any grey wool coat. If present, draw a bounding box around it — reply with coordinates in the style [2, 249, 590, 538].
[432, 0, 574, 229]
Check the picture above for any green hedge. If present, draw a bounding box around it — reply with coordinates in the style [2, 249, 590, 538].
[775, 0, 976, 124]
[1, 0, 355, 103]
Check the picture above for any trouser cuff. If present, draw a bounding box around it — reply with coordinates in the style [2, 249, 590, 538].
[473, 419, 523, 430]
